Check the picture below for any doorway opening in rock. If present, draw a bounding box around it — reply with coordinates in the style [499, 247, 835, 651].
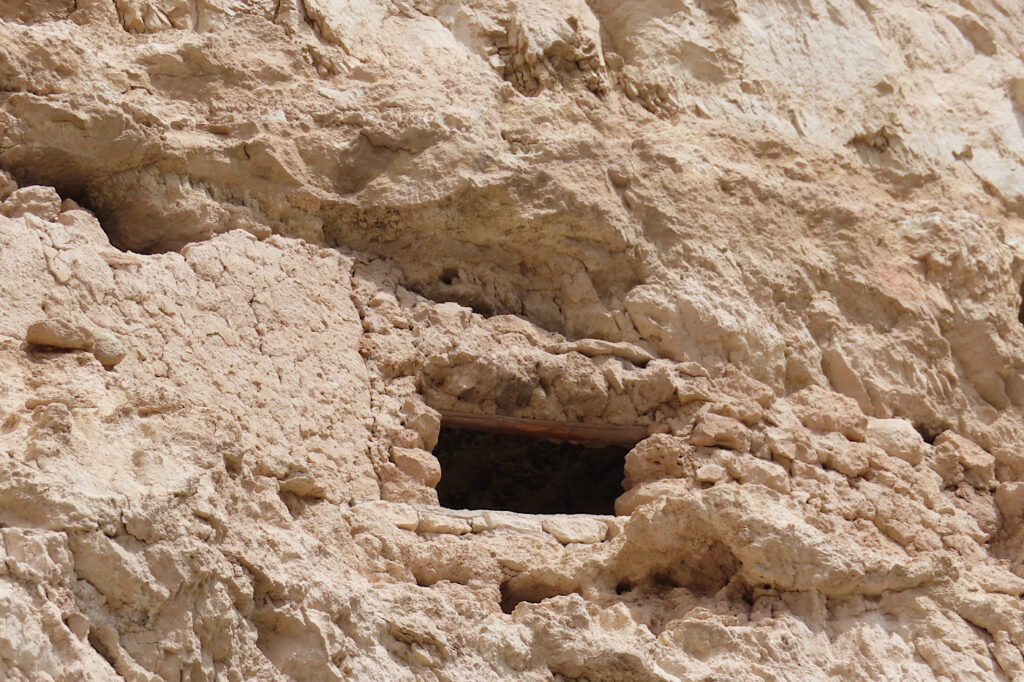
[433, 427, 630, 515]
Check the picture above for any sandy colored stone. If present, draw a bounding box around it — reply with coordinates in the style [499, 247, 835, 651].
[723, 455, 791, 493]
[399, 399, 442, 451]
[480, 511, 544, 534]
[350, 500, 419, 532]
[623, 434, 695, 487]
[391, 447, 442, 488]
[787, 385, 868, 441]
[689, 412, 751, 452]
[696, 463, 728, 485]
[542, 515, 607, 544]
[0, 186, 61, 222]
[935, 431, 997, 489]
[88, 331, 126, 369]
[26, 318, 125, 369]
[819, 435, 873, 478]
[417, 512, 472, 535]
[866, 417, 927, 466]
[0, 170, 16, 202]
[0, 0, 1023, 679]
[25, 318, 92, 351]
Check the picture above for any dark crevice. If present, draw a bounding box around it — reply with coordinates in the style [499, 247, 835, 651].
[87, 629, 119, 672]
[499, 577, 572, 615]
[419, 285, 496, 318]
[913, 422, 941, 445]
[438, 267, 459, 286]
[498, 580, 520, 614]
[3, 165, 90, 212]
[433, 427, 627, 515]
[0, 166, 149, 254]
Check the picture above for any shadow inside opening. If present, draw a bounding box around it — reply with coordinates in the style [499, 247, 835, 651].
[433, 427, 628, 515]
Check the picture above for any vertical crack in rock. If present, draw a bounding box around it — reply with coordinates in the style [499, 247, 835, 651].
[85, 629, 119, 674]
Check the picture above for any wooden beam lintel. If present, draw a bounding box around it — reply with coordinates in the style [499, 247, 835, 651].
[439, 410, 650, 447]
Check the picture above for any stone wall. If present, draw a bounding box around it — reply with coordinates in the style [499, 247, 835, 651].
[1, 0, 1024, 679]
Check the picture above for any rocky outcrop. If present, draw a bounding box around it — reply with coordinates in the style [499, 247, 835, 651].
[1, 0, 1024, 679]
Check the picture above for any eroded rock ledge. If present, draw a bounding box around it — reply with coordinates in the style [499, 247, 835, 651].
[0, 173, 1022, 679]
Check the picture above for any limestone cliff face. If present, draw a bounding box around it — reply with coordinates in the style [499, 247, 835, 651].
[1, 0, 1024, 679]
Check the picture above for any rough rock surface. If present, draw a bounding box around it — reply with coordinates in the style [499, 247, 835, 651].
[1, 0, 1024, 679]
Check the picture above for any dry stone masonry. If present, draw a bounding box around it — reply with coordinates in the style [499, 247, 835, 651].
[1, 0, 1024, 679]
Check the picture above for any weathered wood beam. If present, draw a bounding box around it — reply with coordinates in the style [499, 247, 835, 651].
[439, 410, 650, 446]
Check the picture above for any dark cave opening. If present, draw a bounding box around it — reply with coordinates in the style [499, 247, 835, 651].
[433, 427, 628, 515]
[913, 422, 941, 445]
[0, 163, 143, 253]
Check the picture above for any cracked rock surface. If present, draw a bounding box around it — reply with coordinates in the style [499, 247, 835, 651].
[2, 0, 1024, 679]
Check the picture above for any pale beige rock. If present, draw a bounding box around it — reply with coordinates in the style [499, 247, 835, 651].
[0, 0, 1023, 678]
[417, 512, 472, 535]
[614, 478, 692, 516]
[820, 435, 873, 478]
[708, 398, 765, 426]
[787, 385, 868, 441]
[623, 435, 695, 487]
[689, 412, 751, 452]
[87, 331, 126, 369]
[542, 516, 607, 544]
[399, 400, 442, 451]
[25, 318, 92, 351]
[866, 417, 927, 466]
[935, 431, 997, 489]
[391, 447, 442, 487]
[995, 483, 1024, 529]
[351, 500, 419, 531]
[695, 463, 728, 485]
[26, 318, 125, 369]
[480, 511, 544, 534]
[765, 426, 818, 464]
[1, 186, 61, 221]
[0, 170, 16, 202]
[722, 455, 791, 493]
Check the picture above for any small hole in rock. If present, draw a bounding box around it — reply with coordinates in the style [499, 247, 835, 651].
[438, 267, 459, 286]
[615, 580, 633, 595]
[0, 169, 146, 253]
[433, 427, 630, 515]
[499, 580, 519, 614]
[913, 423, 940, 445]
[498, 578, 568, 614]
